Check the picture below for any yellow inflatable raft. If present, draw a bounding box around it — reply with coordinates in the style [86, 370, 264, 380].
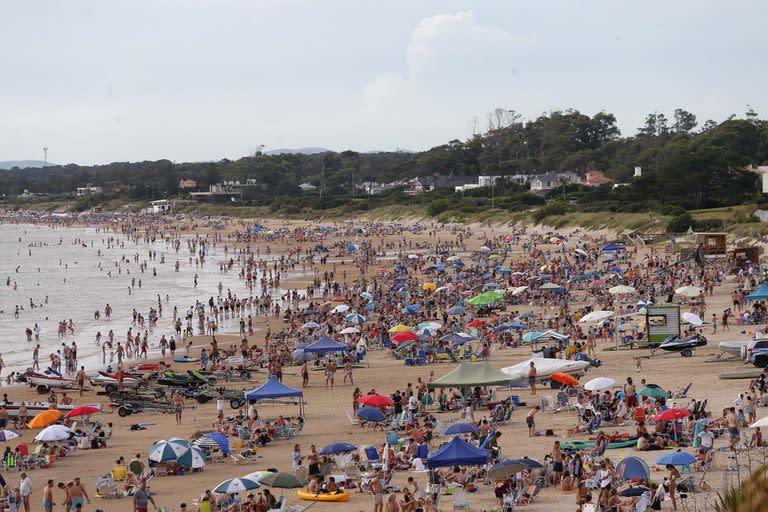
[297, 490, 349, 502]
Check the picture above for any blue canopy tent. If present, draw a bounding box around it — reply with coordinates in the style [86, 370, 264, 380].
[746, 283, 768, 301]
[304, 336, 349, 354]
[245, 377, 305, 416]
[427, 436, 489, 469]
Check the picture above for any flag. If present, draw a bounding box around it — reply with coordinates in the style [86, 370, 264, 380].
[686, 226, 694, 235]
[694, 243, 705, 268]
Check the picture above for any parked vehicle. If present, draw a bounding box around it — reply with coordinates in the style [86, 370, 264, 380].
[26, 369, 78, 393]
[748, 347, 768, 368]
[658, 334, 708, 357]
[157, 370, 215, 388]
[90, 371, 144, 393]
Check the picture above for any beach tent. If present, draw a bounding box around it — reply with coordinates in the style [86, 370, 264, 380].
[427, 362, 513, 389]
[245, 377, 305, 416]
[303, 336, 349, 354]
[747, 283, 768, 301]
[602, 242, 625, 252]
[427, 436, 489, 469]
[616, 457, 650, 480]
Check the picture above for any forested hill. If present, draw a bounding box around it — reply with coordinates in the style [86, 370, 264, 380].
[2, 108, 768, 214]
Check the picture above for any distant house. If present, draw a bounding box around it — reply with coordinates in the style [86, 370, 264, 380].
[529, 172, 560, 192]
[150, 199, 173, 213]
[580, 170, 613, 187]
[405, 175, 476, 194]
[178, 179, 197, 189]
[299, 182, 318, 192]
[190, 181, 243, 202]
[76, 186, 103, 196]
[358, 181, 385, 195]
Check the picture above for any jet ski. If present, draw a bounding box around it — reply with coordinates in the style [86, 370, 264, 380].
[658, 334, 707, 357]
[502, 357, 591, 387]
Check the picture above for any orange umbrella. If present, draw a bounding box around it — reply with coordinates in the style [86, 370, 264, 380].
[28, 409, 62, 429]
[551, 373, 579, 387]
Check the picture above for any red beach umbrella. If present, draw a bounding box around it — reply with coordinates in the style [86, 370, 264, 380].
[64, 406, 101, 418]
[357, 394, 394, 407]
[392, 331, 419, 343]
[652, 408, 689, 422]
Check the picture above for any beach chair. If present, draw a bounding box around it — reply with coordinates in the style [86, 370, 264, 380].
[344, 411, 360, 427]
[629, 490, 652, 512]
[129, 460, 144, 477]
[95, 475, 119, 499]
[452, 486, 470, 511]
[673, 383, 693, 399]
[363, 446, 383, 470]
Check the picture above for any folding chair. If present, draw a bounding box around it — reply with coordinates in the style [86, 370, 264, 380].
[452, 486, 470, 511]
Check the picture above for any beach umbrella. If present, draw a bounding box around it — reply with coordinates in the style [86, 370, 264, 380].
[302, 321, 321, 330]
[446, 256, 461, 262]
[149, 439, 191, 462]
[331, 304, 350, 314]
[388, 324, 411, 333]
[319, 443, 357, 455]
[346, 243, 358, 251]
[392, 331, 419, 343]
[0, 430, 20, 442]
[439, 333, 476, 344]
[193, 437, 221, 448]
[487, 459, 527, 479]
[493, 323, 516, 334]
[422, 282, 437, 292]
[579, 310, 614, 324]
[360, 292, 374, 300]
[417, 328, 439, 339]
[588, 280, 605, 287]
[301, 309, 319, 316]
[177, 446, 206, 469]
[519, 312, 537, 319]
[608, 285, 635, 295]
[616, 457, 650, 480]
[511, 286, 529, 296]
[339, 327, 361, 335]
[28, 409, 62, 429]
[584, 377, 615, 391]
[356, 407, 386, 423]
[357, 394, 394, 407]
[479, 246, 491, 252]
[446, 306, 464, 315]
[522, 332, 543, 343]
[259, 472, 304, 489]
[653, 409, 690, 421]
[465, 319, 484, 328]
[675, 286, 703, 298]
[63, 405, 101, 418]
[655, 451, 697, 466]
[638, 386, 668, 399]
[441, 423, 479, 435]
[551, 373, 579, 387]
[401, 304, 420, 315]
[34, 424, 71, 442]
[214, 477, 261, 494]
[515, 457, 544, 469]
[681, 312, 704, 327]
[418, 321, 442, 330]
[345, 313, 367, 324]
[539, 282, 562, 290]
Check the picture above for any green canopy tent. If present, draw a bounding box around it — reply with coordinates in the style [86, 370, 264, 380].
[427, 362, 514, 389]
[466, 291, 504, 306]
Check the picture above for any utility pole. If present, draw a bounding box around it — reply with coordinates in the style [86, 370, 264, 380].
[43, 147, 48, 166]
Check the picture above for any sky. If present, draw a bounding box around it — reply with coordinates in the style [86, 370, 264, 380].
[1, 0, 766, 165]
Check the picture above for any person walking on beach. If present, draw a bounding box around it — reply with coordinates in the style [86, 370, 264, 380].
[528, 362, 537, 395]
[133, 480, 156, 512]
[301, 361, 309, 388]
[325, 359, 337, 389]
[371, 470, 384, 512]
[726, 407, 741, 450]
[32, 345, 40, 371]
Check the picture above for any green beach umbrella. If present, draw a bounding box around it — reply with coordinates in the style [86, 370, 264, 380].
[467, 291, 504, 306]
[258, 472, 304, 489]
[519, 312, 537, 319]
[638, 386, 668, 399]
[522, 332, 544, 343]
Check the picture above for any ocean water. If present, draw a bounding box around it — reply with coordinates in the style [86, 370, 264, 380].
[0, 223, 274, 374]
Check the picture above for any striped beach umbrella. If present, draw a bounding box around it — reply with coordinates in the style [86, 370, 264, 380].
[148, 439, 190, 462]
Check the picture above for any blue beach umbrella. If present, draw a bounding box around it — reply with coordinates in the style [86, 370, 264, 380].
[447, 306, 465, 315]
[320, 443, 357, 455]
[441, 423, 479, 435]
[655, 451, 697, 466]
[345, 313, 367, 324]
[356, 407, 386, 423]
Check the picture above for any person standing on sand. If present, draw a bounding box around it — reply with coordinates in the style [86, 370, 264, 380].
[133, 480, 156, 512]
[528, 362, 537, 395]
[173, 390, 185, 425]
[43, 479, 55, 512]
[325, 359, 337, 389]
[67, 477, 90, 511]
[371, 470, 384, 512]
[32, 345, 40, 371]
[301, 361, 309, 388]
[526, 406, 539, 437]
[726, 407, 741, 450]
[76, 366, 86, 396]
[19, 472, 31, 512]
[343, 360, 353, 385]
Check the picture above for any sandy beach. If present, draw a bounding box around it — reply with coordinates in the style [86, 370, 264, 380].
[0, 214, 764, 512]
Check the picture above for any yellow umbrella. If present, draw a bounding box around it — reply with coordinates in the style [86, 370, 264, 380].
[28, 409, 62, 429]
[388, 324, 411, 333]
[422, 282, 437, 292]
[488, 254, 502, 259]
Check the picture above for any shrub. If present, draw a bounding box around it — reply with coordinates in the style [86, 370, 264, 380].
[533, 201, 567, 223]
[427, 199, 451, 216]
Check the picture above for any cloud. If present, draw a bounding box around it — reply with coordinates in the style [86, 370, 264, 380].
[360, 10, 526, 114]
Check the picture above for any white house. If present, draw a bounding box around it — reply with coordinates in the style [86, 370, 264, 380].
[76, 186, 103, 196]
[529, 172, 560, 192]
[151, 199, 173, 213]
